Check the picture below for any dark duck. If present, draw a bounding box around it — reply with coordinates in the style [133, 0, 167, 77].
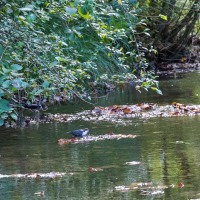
[67, 128, 89, 137]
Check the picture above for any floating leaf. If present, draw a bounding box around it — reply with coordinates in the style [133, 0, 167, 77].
[57, 134, 137, 145]
[177, 182, 184, 188]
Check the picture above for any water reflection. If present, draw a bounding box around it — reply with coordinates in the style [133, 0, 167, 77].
[0, 72, 200, 199]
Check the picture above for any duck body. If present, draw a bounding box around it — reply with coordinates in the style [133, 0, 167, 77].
[67, 128, 89, 137]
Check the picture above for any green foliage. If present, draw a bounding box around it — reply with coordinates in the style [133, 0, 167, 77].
[0, 0, 159, 126]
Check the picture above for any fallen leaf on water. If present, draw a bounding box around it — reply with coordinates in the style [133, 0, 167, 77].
[57, 134, 137, 145]
[123, 107, 132, 114]
[178, 182, 184, 188]
[140, 104, 153, 111]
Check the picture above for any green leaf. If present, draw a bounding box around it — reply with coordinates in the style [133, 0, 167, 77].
[2, 66, 10, 73]
[18, 16, 26, 21]
[55, 57, 68, 62]
[21, 81, 28, 88]
[0, 99, 11, 113]
[11, 78, 28, 89]
[12, 78, 22, 89]
[159, 14, 168, 21]
[143, 32, 150, 37]
[27, 13, 36, 23]
[0, 44, 3, 55]
[10, 113, 18, 121]
[10, 64, 22, 71]
[50, 61, 58, 67]
[156, 89, 163, 95]
[42, 81, 49, 88]
[1, 113, 8, 119]
[0, 89, 4, 97]
[64, 7, 77, 15]
[78, 7, 91, 19]
[19, 5, 34, 11]
[2, 80, 10, 88]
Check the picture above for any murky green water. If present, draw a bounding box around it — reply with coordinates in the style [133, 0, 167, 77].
[0, 72, 200, 199]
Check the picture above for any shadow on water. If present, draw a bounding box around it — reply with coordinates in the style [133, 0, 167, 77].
[1, 72, 200, 199]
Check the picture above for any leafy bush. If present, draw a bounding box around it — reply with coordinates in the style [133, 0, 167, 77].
[0, 0, 160, 126]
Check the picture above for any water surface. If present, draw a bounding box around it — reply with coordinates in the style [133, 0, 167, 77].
[0, 72, 200, 199]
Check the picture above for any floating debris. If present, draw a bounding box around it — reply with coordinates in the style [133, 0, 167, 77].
[141, 189, 165, 196]
[34, 191, 45, 197]
[115, 185, 130, 191]
[57, 134, 137, 145]
[115, 182, 167, 196]
[175, 141, 185, 144]
[177, 182, 184, 188]
[0, 172, 66, 179]
[88, 167, 103, 172]
[125, 161, 141, 165]
[25, 102, 200, 125]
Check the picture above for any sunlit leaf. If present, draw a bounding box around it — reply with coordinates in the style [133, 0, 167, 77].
[143, 32, 150, 36]
[118, 0, 122, 4]
[64, 7, 77, 15]
[19, 5, 34, 11]
[55, 57, 68, 62]
[18, 16, 26, 21]
[159, 14, 168, 20]
[78, 7, 91, 19]
[156, 89, 163, 95]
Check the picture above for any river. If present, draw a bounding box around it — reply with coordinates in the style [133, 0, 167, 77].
[0, 72, 200, 199]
